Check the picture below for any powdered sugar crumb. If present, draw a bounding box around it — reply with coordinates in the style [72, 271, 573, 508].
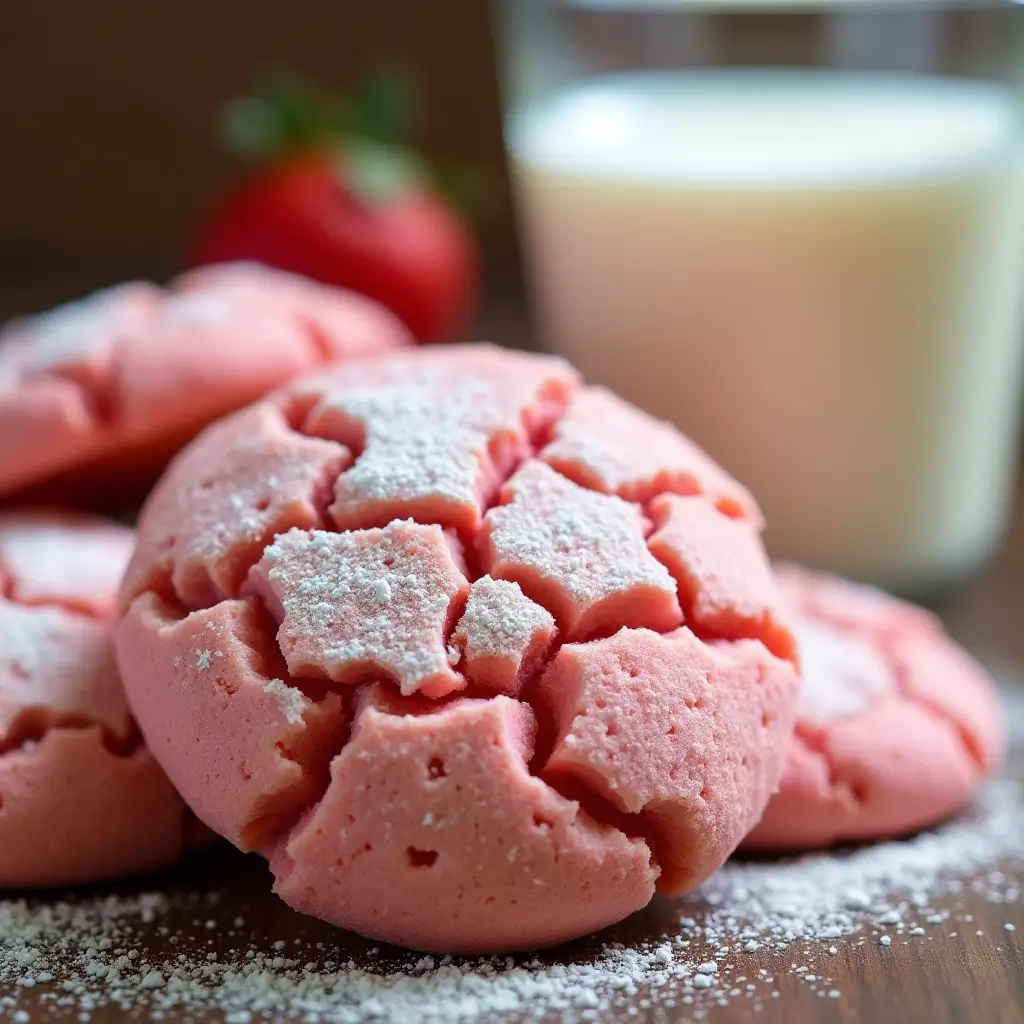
[255, 522, 465, 698]
[262, 679, 308, 726]
[312, 354, 568, 532]
[484, 462, 678, 638]
[452, 577, 554, 663]
[325, 377, 502, 515]
[794, 618, 895, 722]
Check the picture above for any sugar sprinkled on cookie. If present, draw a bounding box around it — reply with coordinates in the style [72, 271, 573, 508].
[248, 521, 469, 699]
[115, 343, 799, 953]
[743, 565, 1004, 852]
[0, 510, 192, 887]
[449, 577, 555, 697]
[300, 345, 574, 534]
[0, 262, 410, 502]
[794, 617, 895, 724]
[481, 461, 682, 642]
[541, 386, 760, 522]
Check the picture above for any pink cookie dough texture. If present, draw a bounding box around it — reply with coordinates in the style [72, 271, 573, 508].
[0, 510, 194, 887]
[743, 565, 1004, 852]
[0, 261, 410, 502]
[115, 343, 800, 953]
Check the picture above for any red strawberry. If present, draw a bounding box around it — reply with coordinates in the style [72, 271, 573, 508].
[190, 70, 480, 344]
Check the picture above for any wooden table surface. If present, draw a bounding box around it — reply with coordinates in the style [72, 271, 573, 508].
[3, 495, 1022, 1024]
[1, 288, 1023, 1024]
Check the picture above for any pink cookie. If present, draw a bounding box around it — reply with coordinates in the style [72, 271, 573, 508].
[115, 343, 799, 953]
[0, 262, 410, 504]
[743, 565, 1004, 852]
[0, 510, 194, 887]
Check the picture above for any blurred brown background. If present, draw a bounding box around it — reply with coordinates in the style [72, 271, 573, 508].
[2, 2, 1007, 319]
[0, 1, 515, 316]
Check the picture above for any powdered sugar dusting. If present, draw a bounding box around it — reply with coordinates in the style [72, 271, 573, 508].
[0, 778, 1019, 1022]
[158, 406, 350, 592]
[483, 461, 680, 640]
[448, 576, 556, 695]
[124, 401, 352, 612]
[540, 386, 757, 520]
[0, 605, 82, 694]
[291, 348, 575, 536]
[3, 285, 151, 377]
[795, 617, 896, 722]
[0, 517, 133, 613]
[0, 601, 127, 739]
[160, 293, 232, 328]
[323, 377, 510, 521]
[254, 522, 467, 698]
[453, 577, 554, 664]
[262, 679, 308, 727]
[304, 351, 575, 535]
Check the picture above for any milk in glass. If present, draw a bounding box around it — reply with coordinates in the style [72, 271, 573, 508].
[509, 71, 1024, 590]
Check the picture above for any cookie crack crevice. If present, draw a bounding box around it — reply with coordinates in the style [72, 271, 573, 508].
[880, 634, 994, 776]
[537, 763, 660, 860]
[0, 710, 145, 760]
[119, 403, 353, 616]
[115, 589, 351, 856]
[526, 698, 678, 883]
[263, 683, 660, 952]
[45, 365, 120, 432]
[535, 384, 761, 524]
[790, 724, 865, 808]
[0, 582, 117, 625]
[892, 677, 989, 775]
[523, 627, 800, 895]
[287, 356, 577, 544]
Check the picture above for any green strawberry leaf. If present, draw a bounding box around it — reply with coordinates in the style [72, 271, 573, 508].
[219, 65, 490, 222]
[220, 70, 342, 161]
[342, 64, 418, 144]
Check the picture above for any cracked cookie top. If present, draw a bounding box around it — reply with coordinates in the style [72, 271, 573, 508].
[743, 564, 1004, 853]
[0, 262, 410, 502]
[115, 343, 800, 954]
[0, 510, 194, 887]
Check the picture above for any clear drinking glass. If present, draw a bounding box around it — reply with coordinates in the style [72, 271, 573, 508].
[495, 0, 1024, 594]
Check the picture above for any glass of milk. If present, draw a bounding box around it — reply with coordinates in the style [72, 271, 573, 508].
[497, 0, 1024, 594]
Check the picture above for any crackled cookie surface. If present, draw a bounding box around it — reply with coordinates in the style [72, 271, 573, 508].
[115, 344, 799, 953]
[0, 262, 410, 502]
[0, 511, 193, 887]
[743, 565, 1004, 852]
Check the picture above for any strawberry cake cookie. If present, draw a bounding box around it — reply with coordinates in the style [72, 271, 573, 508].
[744, 566, 1004, 852]
[0, 262, 410, 504]
[115, 343, 800, 953]
[0, 510, 195, 887]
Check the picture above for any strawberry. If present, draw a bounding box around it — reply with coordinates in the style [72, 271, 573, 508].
[190, 70, 480, 344]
